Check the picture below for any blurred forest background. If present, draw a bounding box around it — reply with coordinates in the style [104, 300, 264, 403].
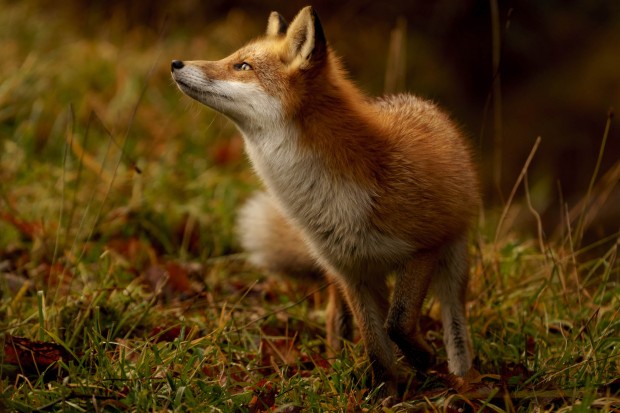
[1, 0, 618, 248]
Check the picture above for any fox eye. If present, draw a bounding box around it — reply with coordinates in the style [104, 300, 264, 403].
[234, 62, 253, 71]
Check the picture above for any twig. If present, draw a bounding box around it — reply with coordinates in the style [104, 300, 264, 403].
[524, 172, 546, 256]
[494, 136, 541, 244]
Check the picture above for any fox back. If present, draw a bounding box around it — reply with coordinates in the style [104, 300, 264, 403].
[172, 6, 480, 401]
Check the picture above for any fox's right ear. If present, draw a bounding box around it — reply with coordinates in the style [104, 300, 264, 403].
[266, 11, 288, 36]
[285, 6, 326, 70]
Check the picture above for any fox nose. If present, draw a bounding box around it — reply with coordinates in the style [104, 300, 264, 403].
[171, 60, 184, 71]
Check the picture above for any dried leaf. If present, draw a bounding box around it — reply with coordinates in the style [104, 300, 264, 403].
[526, 335, 536, 356]
[144, 261, 198, 299]
[247, 380, 278, 412]
[346, 388, 368, 413]
[107, 237, 156, 269]
[602, 378, 620, 395]
[434, 367, 497, 409]
[149, 325, 183, 343]
[3, 334, 74, 377]
[499, 362, 533, 388]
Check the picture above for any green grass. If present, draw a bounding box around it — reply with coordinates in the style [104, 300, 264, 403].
[1, 2, 619, 411]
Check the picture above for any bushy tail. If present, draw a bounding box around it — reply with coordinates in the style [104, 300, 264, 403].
[236, 191, 323, 279]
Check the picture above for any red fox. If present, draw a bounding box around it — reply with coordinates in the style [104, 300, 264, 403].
[171, 6, 480, 397]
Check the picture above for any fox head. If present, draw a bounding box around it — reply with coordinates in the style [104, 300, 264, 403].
[171, 6, 329, 133]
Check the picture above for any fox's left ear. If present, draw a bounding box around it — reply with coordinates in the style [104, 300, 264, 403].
[266, 11, 288, 36]
[285, 6, 326, 69]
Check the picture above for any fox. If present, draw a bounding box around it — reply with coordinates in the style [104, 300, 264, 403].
[171, 6, 480, 397]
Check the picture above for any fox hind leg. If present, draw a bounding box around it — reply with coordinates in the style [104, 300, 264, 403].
[325, 277, 354, 356]
[432, 235, 473, 376]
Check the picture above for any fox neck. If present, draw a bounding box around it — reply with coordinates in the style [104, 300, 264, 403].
[238, 75, 406, 270]
[240, 61, 380, 182]
[240, 71, 377, 201]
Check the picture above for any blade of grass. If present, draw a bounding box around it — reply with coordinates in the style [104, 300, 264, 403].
[50, 105, 74, 306]
[574, 109, 614, 247]
[37, 290, 46, 341]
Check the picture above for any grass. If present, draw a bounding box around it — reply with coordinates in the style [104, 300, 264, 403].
[1, 1, 619, 411]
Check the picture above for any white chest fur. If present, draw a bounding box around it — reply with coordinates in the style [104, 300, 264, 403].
[240, 122, 413, 276]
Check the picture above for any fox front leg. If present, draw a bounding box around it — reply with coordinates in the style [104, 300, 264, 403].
[339, 274, 397, 397]
[386, 251, 438, 373]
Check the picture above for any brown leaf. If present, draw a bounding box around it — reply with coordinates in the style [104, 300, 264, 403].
[437, 368, 497, 407]
[144, 261, 198, 299]
[247, 380, 278, 412]
[164, 262, 194, 294]
[526, 335, 536, 356]
[298, 352, 330, 373]
[107, 237, 156, 270]
[602, 378, 620, 395]
[499, 362, 533, 388]
[149, 325, 183, 343]
[3, 334, 74, 376]
[346, 388, 368, 413]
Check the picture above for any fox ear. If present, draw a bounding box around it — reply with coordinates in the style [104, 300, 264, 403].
[266, 11, 288, 36]
[285, 6, 326, 69]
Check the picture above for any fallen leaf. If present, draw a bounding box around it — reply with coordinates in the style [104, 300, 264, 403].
[526, 335, 536, 356]
[602, 378, 620, 395]
[436, 368, 497, 408]
[499, 362, 533, 388]
[247, 380, 278, 412]
[346, 388, 368, 413]
[149, 325, 183, 343]
[3, 334, 74, 377]
[144, 261, 198, 299]
[107, 237, 156, 270]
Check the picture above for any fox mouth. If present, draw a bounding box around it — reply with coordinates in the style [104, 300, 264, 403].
[174, 78, 204, 96]
[174, 78, 233, 101]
